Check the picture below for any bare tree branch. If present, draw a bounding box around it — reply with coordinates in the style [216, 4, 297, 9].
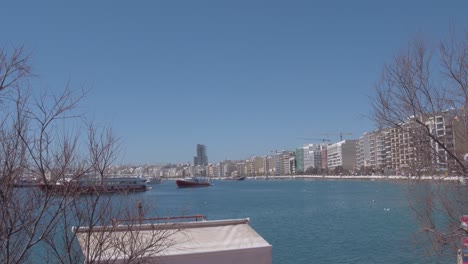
[372, 31, 468, 255]
[0, 47, 177, 264]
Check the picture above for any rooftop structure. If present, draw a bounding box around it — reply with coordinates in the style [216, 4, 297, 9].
[73, 218, 272, 264]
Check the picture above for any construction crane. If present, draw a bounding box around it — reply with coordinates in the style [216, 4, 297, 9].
[321, 132, 352, 141]
[297, 138, 331, 143]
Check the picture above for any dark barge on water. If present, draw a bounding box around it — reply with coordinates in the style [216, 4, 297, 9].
[176, 177, 212, 188]
[40, 176, 147, 194]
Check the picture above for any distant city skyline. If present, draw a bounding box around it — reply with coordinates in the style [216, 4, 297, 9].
[2, 1, 468, 164]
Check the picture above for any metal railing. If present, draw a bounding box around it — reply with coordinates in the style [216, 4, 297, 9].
[111, 214, 207, 225]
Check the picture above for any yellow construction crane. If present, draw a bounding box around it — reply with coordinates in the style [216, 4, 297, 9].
[321, 132, 352, 141]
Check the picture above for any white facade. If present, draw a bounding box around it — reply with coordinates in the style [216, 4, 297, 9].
[327, 140, 358, 171]
[356, 132, 371, 168]
[303, 144, 327, 171]
[274, 151, 294, 175]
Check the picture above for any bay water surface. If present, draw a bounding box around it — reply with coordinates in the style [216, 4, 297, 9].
[130, 179, 454, 264]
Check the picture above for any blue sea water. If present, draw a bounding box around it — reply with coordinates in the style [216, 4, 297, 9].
[129, 179, 453, 264]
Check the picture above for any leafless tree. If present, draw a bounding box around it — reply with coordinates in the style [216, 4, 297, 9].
[88, 125, 120, 180]
[68, 199, 182, 264]
[0, 46, 30, 93]
[372, 31, 468, 255]
[42, 190, 181, 264]
[0, 47, 179, 264]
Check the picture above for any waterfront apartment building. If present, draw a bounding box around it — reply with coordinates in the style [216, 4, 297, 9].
[206, 164, 216, 177]
[289, 155, 296, 175]
[321, 148, 328, 169]
[295, 147, 304, 173]
[192, 165, 207, 176]
[379, 129, 393, 172]
[453, 116, 468, 163]
[265, 156, 275, 175]
[303, 144, 327, 171]
[357, 109, 468, 175]
[218, 162, 227, 177]
[356, 130, 393, 173]
[421, 111, 468, 173]
[253, 156, 265, 175]
[425, 113, 462, 170]
[303, 144, 315, 172]
[428, 115, 451, 168]
[218, 156, 272, 176]
[223, 161, 236, 177]
[384, 115, 455, 174]
[356, 132, 371, 169]
[236, 162, 246, 176]
[327, 140, 358, 171]
[274, 151, 295, 175]
[273, 154, 281, 176]
[246, 159, 253, 176]
[212, 161, 227, 177]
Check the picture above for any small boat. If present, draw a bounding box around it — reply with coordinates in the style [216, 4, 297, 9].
[176, 177, 211, 188]
[225, 176, 247, 181]
[41, 176, 147, 194]
[13, 176, 43, 187]
[146, 176, 162, 184]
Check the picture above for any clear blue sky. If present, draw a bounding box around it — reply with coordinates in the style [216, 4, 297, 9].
[1, 1, 467, 164]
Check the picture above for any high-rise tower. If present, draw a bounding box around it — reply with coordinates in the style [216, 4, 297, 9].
[194, 144, 208, 167]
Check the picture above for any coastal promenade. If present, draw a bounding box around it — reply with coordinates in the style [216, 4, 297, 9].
[243, 175, 464, 181]
[173, 175, 465, 182]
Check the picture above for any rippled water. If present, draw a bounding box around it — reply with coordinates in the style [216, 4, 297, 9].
[130, 179, 454, 264]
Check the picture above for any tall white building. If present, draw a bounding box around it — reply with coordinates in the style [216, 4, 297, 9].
[215, 162, 223, 177]
[303, 144, 327, 171]
[274, 151, 295, 175]
[327, 140, 358, 171]
[356, 133, 371, 169]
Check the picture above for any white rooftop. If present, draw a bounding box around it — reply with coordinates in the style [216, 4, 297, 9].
[74, 218, 272, 264]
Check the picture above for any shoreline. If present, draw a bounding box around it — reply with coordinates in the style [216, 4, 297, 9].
[166, 175, 466, 182]
[246, 175, 465, 182]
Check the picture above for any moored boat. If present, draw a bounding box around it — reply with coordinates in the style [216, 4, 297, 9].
[13, 176, 43, 187]
[225, 176, 247, 181]
[146, 176, 162, 184]
[176, 177, 211, 188]
[41, 176, 147, 194]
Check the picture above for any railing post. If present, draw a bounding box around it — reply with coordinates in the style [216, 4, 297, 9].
[137, 200, 143, 225]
